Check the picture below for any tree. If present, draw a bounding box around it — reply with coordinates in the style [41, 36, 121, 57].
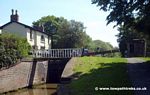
[89, 40, 113, 52]
[88, 40, 121, 57]
[116, 25, 150, 56]
[33, 16, 92, 48]
[92, 0, 150, 35]
[33, 15, 59, 34]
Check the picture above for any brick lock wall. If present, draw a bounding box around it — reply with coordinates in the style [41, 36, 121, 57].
[0, 61, 48, 93]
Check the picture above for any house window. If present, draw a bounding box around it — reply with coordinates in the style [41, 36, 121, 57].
[32, 45, 38, 49]
[41, 35, 45, 43]
[40, 46, 45, 50]
[30, 30, 33, 40]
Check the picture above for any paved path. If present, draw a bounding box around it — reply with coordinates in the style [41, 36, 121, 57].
[127, 58, 150, 95]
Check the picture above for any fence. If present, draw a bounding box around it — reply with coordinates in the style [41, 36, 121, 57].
[32, 48, 83, 58]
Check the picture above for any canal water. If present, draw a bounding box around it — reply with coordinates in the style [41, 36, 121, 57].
[3, 84, 57, 95]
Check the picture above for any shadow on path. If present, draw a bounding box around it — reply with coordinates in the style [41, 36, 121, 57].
[127, 58, 150, 95]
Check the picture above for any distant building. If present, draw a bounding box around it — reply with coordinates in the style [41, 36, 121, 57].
[0, 9, 51, 50]
[127, 39, 146, 57]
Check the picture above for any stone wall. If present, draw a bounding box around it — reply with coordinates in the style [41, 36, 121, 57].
[33, 61, 48, 84]
[0, 60, 48, 93]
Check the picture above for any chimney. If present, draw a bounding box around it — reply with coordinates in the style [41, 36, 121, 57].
[10, 9, 19, 22]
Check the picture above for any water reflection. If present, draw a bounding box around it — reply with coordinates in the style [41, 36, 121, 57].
[3, 84, 57, 95]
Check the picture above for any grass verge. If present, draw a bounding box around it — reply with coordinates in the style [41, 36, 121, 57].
[141, 57, 150, 61]
[67, 57, 133, 95]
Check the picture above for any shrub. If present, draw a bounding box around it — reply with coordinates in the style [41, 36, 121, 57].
[0, 33, 31, 69]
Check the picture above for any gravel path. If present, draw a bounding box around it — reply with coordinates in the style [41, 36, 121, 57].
[127, 58, 150, 95]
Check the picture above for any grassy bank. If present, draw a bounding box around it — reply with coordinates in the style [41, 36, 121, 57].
[67, 57, 133, 95]
[142, 57, 150, 61]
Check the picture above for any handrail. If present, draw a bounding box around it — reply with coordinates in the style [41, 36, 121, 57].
[32, 48, 83, 58]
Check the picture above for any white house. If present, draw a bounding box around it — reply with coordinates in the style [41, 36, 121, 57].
[0, 9, 51, 50]
[0, 27, 1, 34]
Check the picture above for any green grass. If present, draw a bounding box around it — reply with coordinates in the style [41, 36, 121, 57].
[67, 57, 133, 95]
[141, 57, 150, 61]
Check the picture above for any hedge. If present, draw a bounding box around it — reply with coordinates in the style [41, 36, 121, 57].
[0, 33, 31, 69]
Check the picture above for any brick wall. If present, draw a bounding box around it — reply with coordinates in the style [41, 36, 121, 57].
[0, 60, 48, 93]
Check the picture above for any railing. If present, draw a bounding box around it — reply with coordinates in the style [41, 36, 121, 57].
[32, 48, 83, 58]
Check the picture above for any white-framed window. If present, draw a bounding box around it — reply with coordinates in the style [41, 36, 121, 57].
[41, 35, 45, 43]
[30, 30, 33, 40]
[40, 46, 45, 50]
[32, 45, 38, 49]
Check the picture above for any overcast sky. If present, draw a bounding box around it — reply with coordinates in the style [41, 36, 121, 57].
[0, 0, 119, 47]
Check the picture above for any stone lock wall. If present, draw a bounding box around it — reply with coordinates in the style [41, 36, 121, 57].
[32, 61, 48, 84]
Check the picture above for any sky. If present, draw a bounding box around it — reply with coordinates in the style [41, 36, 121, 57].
[0, 0, 119, 47]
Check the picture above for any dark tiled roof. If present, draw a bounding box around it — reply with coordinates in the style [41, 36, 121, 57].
[1, 21, 50, 36]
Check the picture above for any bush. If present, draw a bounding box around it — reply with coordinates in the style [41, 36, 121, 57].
[0, 33, 31, 69]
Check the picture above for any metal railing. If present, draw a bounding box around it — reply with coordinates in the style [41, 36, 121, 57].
[32, 48, 83, 58]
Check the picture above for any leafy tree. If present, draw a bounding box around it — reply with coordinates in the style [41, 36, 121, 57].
[33, 16, 92, 48]
[92, 0, 150, 57]
[88, 40, 113, 51]
[88, 40, 121, 57]
[116, 25, 149, 56]
[33, 15, 59, 34]
[91, 0, 150, 35]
